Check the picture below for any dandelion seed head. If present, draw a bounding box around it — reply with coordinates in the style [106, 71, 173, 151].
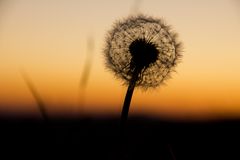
[104, 14, 182, 89]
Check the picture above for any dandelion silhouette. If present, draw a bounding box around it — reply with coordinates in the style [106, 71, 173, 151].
[104, 14, 182, 126]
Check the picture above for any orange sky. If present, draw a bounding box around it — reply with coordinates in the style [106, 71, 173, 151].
[0, 0, 240, 119]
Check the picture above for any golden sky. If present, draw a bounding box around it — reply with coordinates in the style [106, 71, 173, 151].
[0, 0, 240, 119]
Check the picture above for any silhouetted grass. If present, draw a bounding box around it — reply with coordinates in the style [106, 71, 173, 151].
[20, 69, 48, 121]
[78, 36, 95, 113]
[80, 36, 94, 88]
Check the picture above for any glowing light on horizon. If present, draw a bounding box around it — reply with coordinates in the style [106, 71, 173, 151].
[0, 0, 240, 119]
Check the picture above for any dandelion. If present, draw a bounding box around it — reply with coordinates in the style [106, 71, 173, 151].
[104, 14, 182, 126]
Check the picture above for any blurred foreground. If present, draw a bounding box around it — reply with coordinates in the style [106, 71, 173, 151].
[0, 115, 239, 159]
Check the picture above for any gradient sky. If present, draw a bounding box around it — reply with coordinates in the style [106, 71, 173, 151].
[0, 0, 240, 119]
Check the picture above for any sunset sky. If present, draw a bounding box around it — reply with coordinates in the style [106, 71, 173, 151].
[0, 0, 240, 119]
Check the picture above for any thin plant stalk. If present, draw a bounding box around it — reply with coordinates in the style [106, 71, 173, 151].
[78, 36, 94, 115]
[167, 144, 177, 160]
[80, 36, 94, 87]
[121, 69, 140, 127]
[20, 70, 48, 121]
[121, 79, 136, 127]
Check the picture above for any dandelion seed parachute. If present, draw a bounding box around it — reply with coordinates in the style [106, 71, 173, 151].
[104, 14, 182, 89]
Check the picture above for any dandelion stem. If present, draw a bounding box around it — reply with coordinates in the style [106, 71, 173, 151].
[121, 69, 140, 127]
[121, 79, 136, 127]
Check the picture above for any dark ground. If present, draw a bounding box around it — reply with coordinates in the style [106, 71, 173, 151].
[0, 115, 240, 159]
